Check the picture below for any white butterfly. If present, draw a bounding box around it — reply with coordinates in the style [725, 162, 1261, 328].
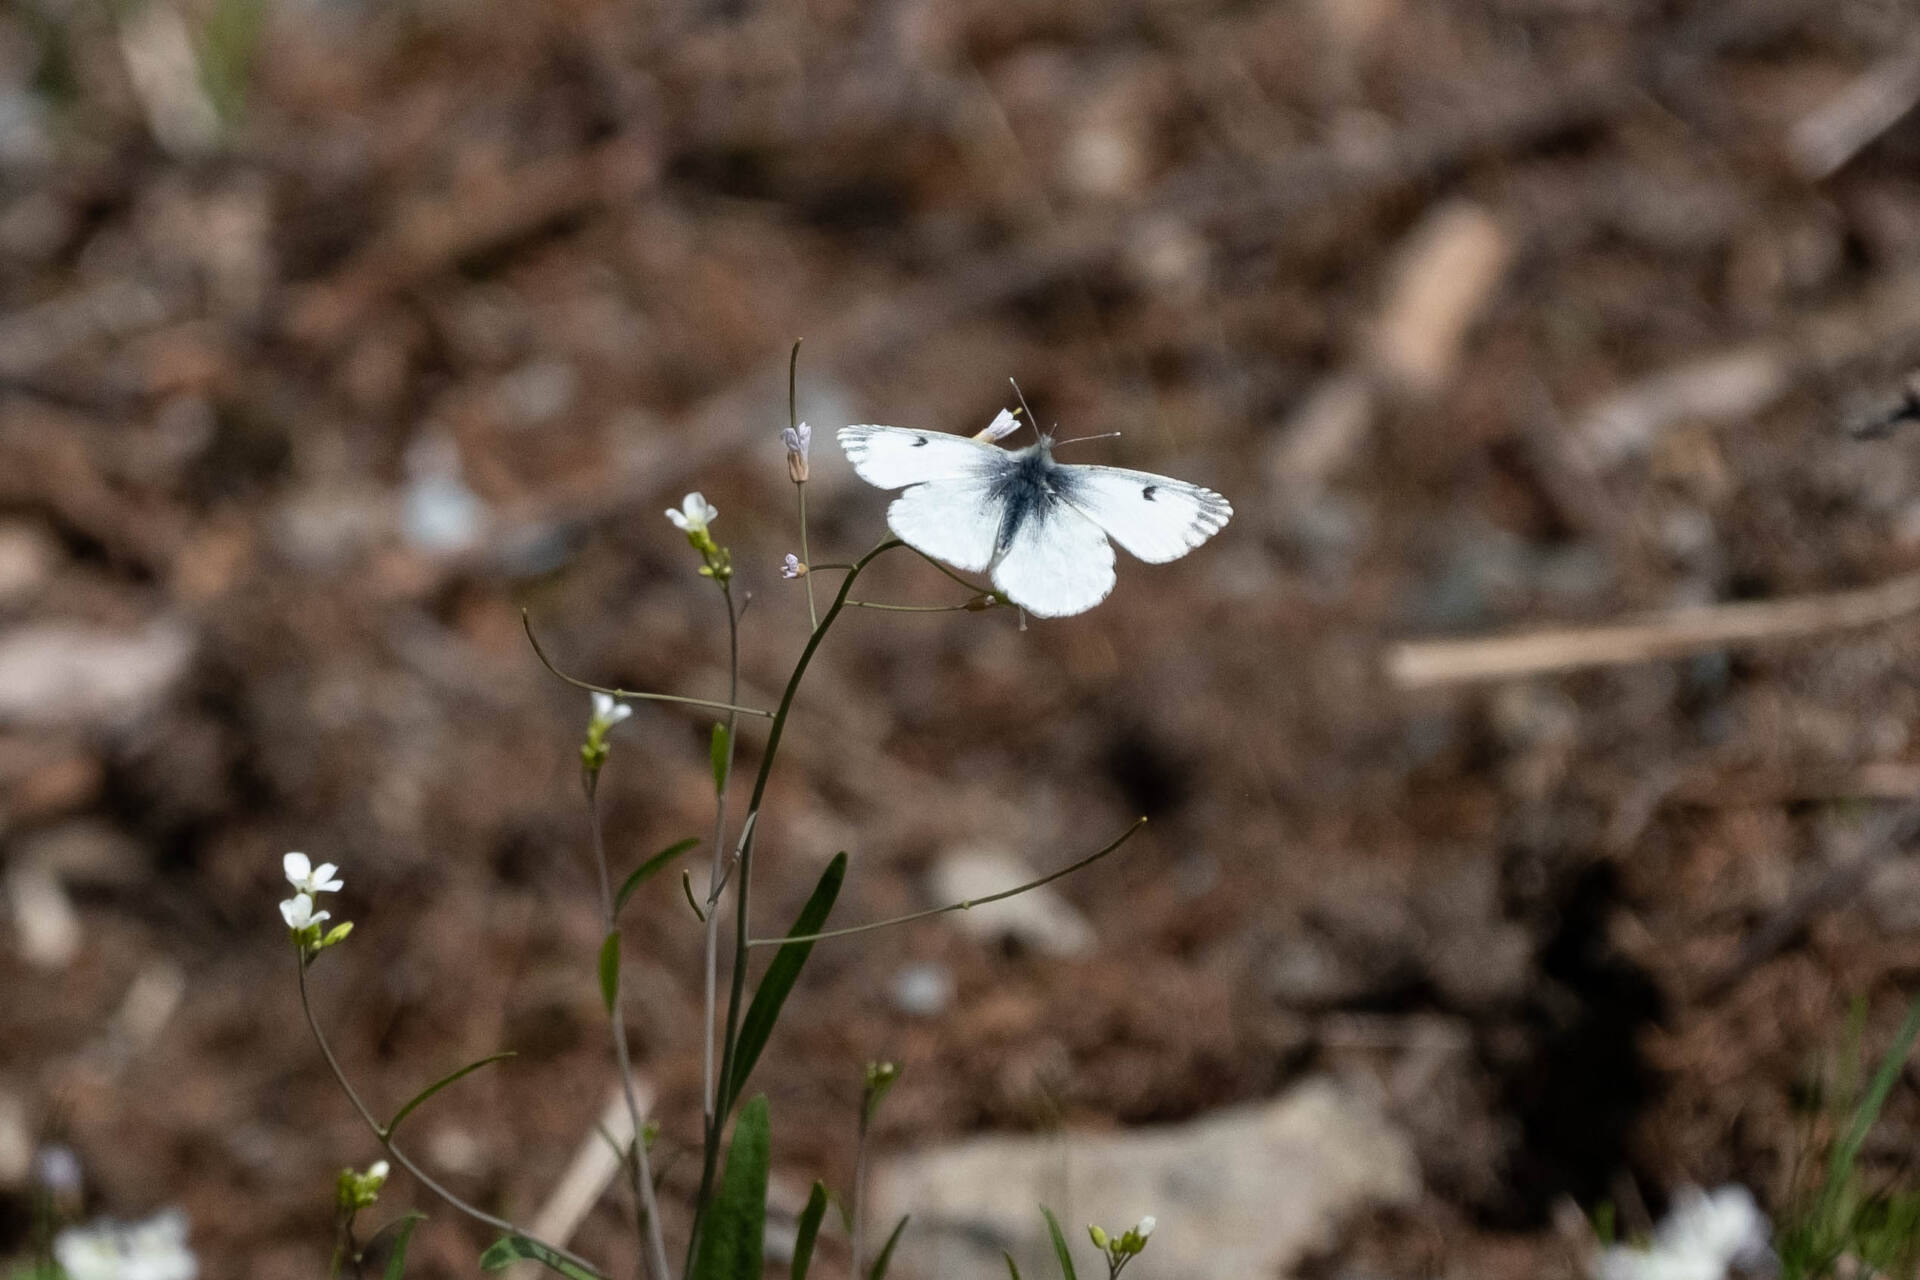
[838, 410, 1232, 618]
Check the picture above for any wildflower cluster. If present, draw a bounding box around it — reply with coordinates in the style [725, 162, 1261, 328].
[279, 852, 350, 959]
[277, 358, 1178, 1280]
[334, 1160, 389, 1213]
[1087, 1216, 1155, 1278]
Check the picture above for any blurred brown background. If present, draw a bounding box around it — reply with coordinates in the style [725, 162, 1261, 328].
[9, 0, 1920, 1275]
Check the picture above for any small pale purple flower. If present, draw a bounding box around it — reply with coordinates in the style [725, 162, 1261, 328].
[781, 554, 806, 579]
[782, 422, 812, 482]
[974, 408, 1022, 443]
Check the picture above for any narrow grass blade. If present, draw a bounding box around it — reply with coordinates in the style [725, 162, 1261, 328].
[1041, 1207, 1078, 1280]
[791, 1180, 829, 1280]
[1003, 1253, 1023, 1280]
[690, 1095, 772, 1280]
[1832, 992, 1920, 1184]
[478, 1235, 601, 1279]
[384, 1052, 515, 1137]
[616, 838, 699, 914]
[377, 1212, 426, 1280]
[868, 1215, 910, 1280]
[725, 854, 846, 1112]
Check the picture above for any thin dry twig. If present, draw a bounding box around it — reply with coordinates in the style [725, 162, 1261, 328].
[1387, 569, 1920, 689]
[1700, 801, 1920, 1001]
[1573, 265, 1920, 469]
[525, 1085, 645, 1254]
[1787, 32, 1920, 181]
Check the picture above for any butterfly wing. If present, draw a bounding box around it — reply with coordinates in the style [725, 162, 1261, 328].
[989, 500, 1115, 618]
[839, 425, 1003, 489]
[1057, 465, 1232, 563]
[886, 477, 1001, 572]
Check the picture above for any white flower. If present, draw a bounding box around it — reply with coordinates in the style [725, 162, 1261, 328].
[54, 1209, 198, 1280]
[368, 1160, 389, 1181]
[1592, 1185, 1770, 1280]
[590, 691, 632, 728]
[666, 492, 718, 534]
[781, 554, 805, 580]
[1135, 1216, 1155, 1240]
[279, 893, 329, 931]
[974, 408, 1022, 443]
[283, 851, 342, 896]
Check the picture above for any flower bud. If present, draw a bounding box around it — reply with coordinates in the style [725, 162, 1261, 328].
[782, 423, 812, 483]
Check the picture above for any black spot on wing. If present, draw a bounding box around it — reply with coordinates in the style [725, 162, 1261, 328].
[911, 435, 928, 447]
[1142, 485, 1157, 501]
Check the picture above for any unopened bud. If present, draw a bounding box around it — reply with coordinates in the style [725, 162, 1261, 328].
[782, 423, 812, 482]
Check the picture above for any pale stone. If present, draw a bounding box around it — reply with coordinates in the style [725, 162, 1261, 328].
[870, 1076, 1421, 1279]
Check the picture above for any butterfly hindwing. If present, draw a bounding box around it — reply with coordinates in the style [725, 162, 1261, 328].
[838, 425, 1001, 489]
[989, 499, 1115, 618]
[1058, 465, 1232, 564]
[886, 478, 1001, 573]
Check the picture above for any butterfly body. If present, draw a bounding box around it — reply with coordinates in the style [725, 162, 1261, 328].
[838, 421, 1231, 618]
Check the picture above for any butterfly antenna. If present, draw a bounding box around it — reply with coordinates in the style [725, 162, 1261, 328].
[1051, 431, 1122, 448]
[1009, 377, 1039, 440]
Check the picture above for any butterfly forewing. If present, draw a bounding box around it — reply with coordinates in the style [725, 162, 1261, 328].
[1057, 466, 1232, 564]
[839, 425, 1003, 489]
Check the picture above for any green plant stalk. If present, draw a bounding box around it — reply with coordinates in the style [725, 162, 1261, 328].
[798, 485, 820, 631]
[746, 819, 1144, 948]
[294, 954, 609, 1279]
[850, 1109, 871, 1280]
[523, 613, 773, 719]
[703, 581, 743, 1128]
[686, 538, 904, 1269]
[586, 776, 672, 1280]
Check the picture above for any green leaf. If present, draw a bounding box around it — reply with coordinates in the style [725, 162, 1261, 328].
[1003, 1253, 1023, 1280]
[385, 1052, 515, 1137]
[791, 1181, 829, 1280]
[379, 1213, 427, 1280]
[868, 1215, 910, 1280]
[725, 853, 846, 1113]
[690, 1094, 771, 1280]
[615, 838, 700, 914]
[710, 723, 730, 795]
[1831, 992, 1920, 1184]
[598, 930, 620, 1014]
[1041, 1208, 1078, 1280]
[477, 1235, 601, 1279]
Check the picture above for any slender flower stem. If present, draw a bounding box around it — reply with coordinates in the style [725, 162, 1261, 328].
[701, 583, 742, 1127]
[797, 485, 819, 630]
[585, 777, 673, 1280]
[294, 954, 609, 1279]
[746, 818, 1146, 947]
[686, 538, 905, 1268]
[903, 546, 989, 594]
[847, 599, 982, 613]
[850, 1112, 870, 1280]
[523, 612, 773, 719]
